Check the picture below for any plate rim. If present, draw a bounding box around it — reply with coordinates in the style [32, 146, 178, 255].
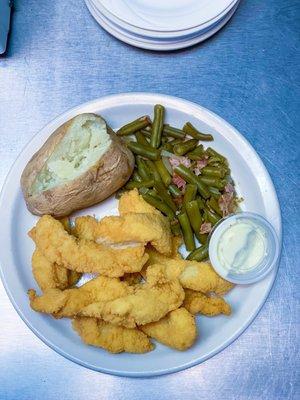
[0, 92, 282, 377]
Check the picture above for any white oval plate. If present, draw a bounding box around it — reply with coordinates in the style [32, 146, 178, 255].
[0, 93, 281, 377]
[86, 0, 240, 51]
[97, 0, 236, 32]
[90, 0, 239, 39]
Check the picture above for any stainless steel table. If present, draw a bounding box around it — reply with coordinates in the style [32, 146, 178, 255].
[0, 0, 299, 399]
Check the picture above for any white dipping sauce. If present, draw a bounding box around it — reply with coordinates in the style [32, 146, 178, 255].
[217, 219, 267, 274]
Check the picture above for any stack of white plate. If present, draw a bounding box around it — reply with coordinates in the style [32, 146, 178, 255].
[85, 0, 240, 51]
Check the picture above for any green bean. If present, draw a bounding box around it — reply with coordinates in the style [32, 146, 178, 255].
[169, 138, 182, 146]
[171, 220, 181, 236]
[115, 188, 128, 199]
[198, 233, 208, 245]
[136, 157, 151, 180]
[183, 184, 197, 210]
[198, 176, 226, 189]
[186, 153, 204, 161]
[132, 171, 142, 182]
[127, 142, 161, 161]
[135, 131, 150, 146]
[155, 159, 172, 187]
[178, 212, 196, 252]
[187, 144, 205, 157]
[196, 196, 205, 209]
[138, 187, 150, 195]
[174, 165, 210, 199]
[207, 197, 222, 216]
[186, 200, 202, 240]
[126, 179, 154, 190]
[140, 128, 152, 138]
[204, 206, 221, 225]
[206, 147, 227, 163]
[208, 186, 222, 198]
[183, 122, 214, 141]
[161, 142, 174, 153]
[148, 189, 162, 201]
[163, 125, 186, 139]
[145, 160, 162, 182]
[174, 139, 198, 156]
[186, 244, 208, 261]
[168, 184, 182, 197]
[150, 104, 165, 149]
[201, 166, 225, 178]
[142, 194, 175, 219]
[154, 180, 177, 212]
[117, 116, 151, 136]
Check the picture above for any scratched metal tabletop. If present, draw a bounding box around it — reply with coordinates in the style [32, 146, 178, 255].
[0, 0, 299, 399]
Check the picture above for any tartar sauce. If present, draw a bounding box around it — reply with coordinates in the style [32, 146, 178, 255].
[216, 219, 267, 274]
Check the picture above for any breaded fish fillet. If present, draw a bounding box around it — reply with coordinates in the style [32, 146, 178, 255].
[79, 264, 185, 328]
[28, 275, 132, 318]
[118, 188, 161, 215]
[146, 249, 234, 295]
[141, 307, 197, 351]
[29, 215, 148, 277]
[32, 249, 81, 292]
[74, 212, 172, 255]
[183, 290, 231, 316]
[72, 317, 153, 354]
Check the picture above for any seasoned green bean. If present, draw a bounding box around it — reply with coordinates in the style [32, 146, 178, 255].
[174, 164, 210, 199]
[186, 244, 208, 261]
[154, 180, 177, 212]
[117, 116, 151, 136]
[178, 212, 196, 252]
[183, 122, 214, 141]
[140, 128, 152, 138]
[174, 139, 198, 156]
[136, 157, 151, 180]
[168, 184, 182, 197]
[148, 189, 162, 201]
[198, 176, 226, 189]
[163, 125, 186, 139]
[183, 184, 197, 210]
[155, 159, 172, 187]
[171, 220, 181, 236]
[132, 171, 142, 182]
[207, 197, 222, 216]
[204, 206, 221, 225]
[201, 166, 225, 178]
[196, 196, 205, 209]
[186, 200, 202, 240]
[198, 233, 208, 245]
[126, 179, 154, 190]
[150, 104, 165, 149]
[127, 142, 161, 161]
[208, 186, 222, 198]
[206, 147, 227, 163]
[145, 160, 162, 182]
[135, 131, 150, 146]
[142, 194, 175, 219]
[138, 187, 150, 195]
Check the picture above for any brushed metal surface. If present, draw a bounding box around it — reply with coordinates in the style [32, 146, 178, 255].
[0, 0, 299, 399]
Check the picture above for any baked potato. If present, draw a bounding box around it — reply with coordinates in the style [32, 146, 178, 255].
[21, 113, 134, 217]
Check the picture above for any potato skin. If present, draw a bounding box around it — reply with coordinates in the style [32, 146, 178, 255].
[21, 114, 134, 217]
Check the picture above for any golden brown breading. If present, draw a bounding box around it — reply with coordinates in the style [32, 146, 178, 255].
[183, 290, 231, 316]
[74, 212, 172, 255]
[118, 188, 161, 215]
[29, 215, 148, 277]
[170, 236, 183, 259]
[141, 308, 197, 351]
[32, 249, 81, 292]
[121, 273, 143, 286]
[146, 249, 234, 295]
[79, 264, 185, 328]
[72, 317, 154, 354]
[28, 276, 132, 318]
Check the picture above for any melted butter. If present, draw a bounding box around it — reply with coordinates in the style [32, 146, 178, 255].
[217, 219, 267, 274]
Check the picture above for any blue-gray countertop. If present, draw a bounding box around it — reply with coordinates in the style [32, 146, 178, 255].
[0, 0, 299, 399]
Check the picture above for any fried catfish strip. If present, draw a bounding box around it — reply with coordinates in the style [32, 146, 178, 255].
[141, 308, 197, 351]
[79, 264, 185, 328]
[121, 272, 143, 286]
[74, 212, 172, 255]
[118, 188, 161, 215]
[32, 249, 81, 291]
[72, 317, 153, 354]
[170, 236, 183, 259]
[183, 290, 231, 316]
[28, 275, 132, 318]
[29, 215, 148, 277]
[146, 249, 234, 295]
